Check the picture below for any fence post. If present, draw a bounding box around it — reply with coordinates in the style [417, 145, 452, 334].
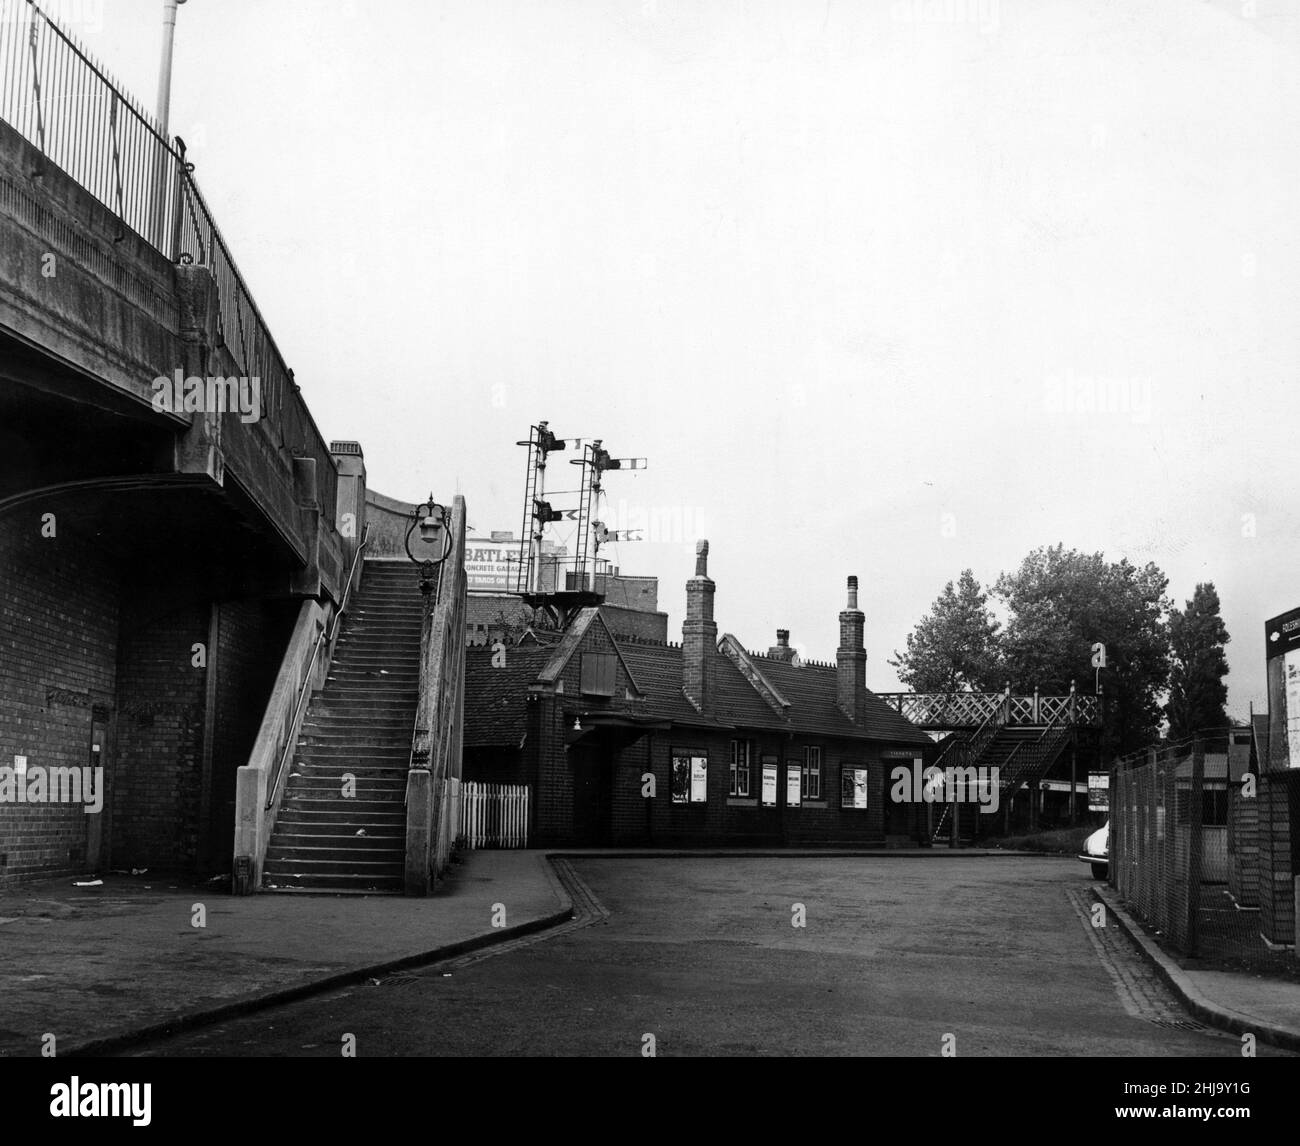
[1186, 737, 1205, 956]
[1112, 763, 1123, 893]
[1149, 748, 1159, 925]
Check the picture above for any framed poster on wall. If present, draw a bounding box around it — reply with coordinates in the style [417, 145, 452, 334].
[786, 762, 801, 807]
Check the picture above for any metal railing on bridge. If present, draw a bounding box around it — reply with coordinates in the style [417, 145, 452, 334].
[0, 0, 338, 519]
[1, 0, 177, 249]
[875, 686, 1101, 729]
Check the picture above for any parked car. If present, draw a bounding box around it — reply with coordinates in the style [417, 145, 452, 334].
[1078, 822, 1109, 880]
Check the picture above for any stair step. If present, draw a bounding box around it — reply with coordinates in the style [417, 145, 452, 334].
[315, 689, 417, 699]
[328, 658, 419, 666]
[326, 668, 420, 679]
[263, 872, 404, 891]
[301, 713, 413, 726]
[287, 774, 407, 789]
[276, 812, 407, 827]
[308, 706, 417, 721]
[292, 760, 409, 774]
[264, 857, 403, 874]
[295, 751, 411, 763]
[266, 845, 404, 864]
[271, 832, 405, 849]
[281, 796, 404, 813]
[286, 783, 407, 796]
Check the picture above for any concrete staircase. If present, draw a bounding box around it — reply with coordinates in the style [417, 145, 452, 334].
[263, 561, 425, 892]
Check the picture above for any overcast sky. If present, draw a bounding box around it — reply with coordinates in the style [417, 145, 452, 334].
[56, 0, 1300, 716]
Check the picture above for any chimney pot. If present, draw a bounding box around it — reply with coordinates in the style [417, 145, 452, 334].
[695, 539, 709, 577]
[777, 629, 789, 646]
[683, 540, 717, 708]
[838, 575, 866, 723]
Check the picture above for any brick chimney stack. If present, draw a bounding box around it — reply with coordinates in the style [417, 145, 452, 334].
[682, 540, 717, 711]
[767, 629, 797, 662]
[837, 575, 866, 724]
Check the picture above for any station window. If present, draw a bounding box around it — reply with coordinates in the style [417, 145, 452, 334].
[803, 746, 822, 800]
[730, 739, 752, 797]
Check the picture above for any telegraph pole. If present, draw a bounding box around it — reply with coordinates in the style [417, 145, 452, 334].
[156, 0, 188, 135]
[151, 0, 187, 249]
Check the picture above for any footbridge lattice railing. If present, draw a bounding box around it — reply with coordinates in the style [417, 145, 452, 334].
[876, 687, 1100, 729]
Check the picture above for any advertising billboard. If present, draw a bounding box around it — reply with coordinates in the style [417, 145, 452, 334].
[1265, 606, 1300, 770]
[1087, 772, 1109, 812]
[464, 539, 520, 592]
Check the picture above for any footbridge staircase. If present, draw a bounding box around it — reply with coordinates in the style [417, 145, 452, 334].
[876, 687, 1103, 843]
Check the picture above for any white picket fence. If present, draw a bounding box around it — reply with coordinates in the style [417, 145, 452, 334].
[459, 781, 530, 849]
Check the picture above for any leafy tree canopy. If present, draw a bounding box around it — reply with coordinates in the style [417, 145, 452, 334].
[1165, 581, 1230, 742]
[894, 545, 1174, 756]
[888, 569, 1001, 693]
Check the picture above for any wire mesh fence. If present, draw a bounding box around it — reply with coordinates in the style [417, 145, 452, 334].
[1112, 729, 1297, 976]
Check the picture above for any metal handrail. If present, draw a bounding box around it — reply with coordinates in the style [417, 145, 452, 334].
[264, 525, 370, 810]
[1, 2, 341, 522]
[1, 0, 183, 249]
[999, 715, 1071, 797]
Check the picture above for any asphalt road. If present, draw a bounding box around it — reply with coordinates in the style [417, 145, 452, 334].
[127, 857, 1289, 1057]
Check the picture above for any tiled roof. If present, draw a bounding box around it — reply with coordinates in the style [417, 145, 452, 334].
[463, 645, 554, 747]
[614, 642, 727, 729]
[463, 626, 930, 748]
[743, 654, 933, 746]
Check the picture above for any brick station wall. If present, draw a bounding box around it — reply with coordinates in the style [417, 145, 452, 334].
[519, 615, 905, 847]
[0, 524, 119, 885]
[526, 702, 895, 847]
[110, 601, 210, 873]
[606, 735, 889, 846]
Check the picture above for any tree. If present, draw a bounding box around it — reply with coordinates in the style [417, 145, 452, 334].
[1165, 582, 1230, 740]
[889, 570, 1002, 693]
[994, 545, 1171, 757]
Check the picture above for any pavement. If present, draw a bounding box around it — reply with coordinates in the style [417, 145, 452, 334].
[0, 850, 570, 1057]
[1091, 884, 1300, 1053]
[1, 848, 1297, 1056]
